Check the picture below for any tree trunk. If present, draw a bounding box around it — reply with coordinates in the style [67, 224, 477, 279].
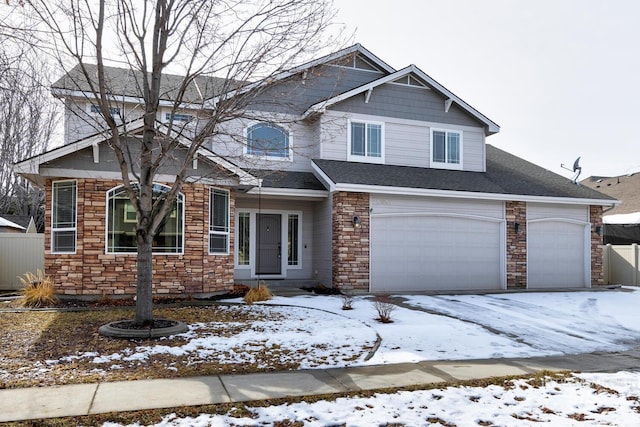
[134, 234, 154, 325]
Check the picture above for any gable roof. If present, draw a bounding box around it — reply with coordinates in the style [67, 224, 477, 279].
[14, 118, 259, 188]
[302, 64, 500, 134]
[581, 172, 640, 215]
[312, 145, 617, 206]
[0, 216, 26, 231]
[51, 63, 234, 106]
[53, 44, 395, 110]
[203, 43, 395, 109]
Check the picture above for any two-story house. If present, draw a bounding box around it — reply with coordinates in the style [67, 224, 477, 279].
[15, 44, 616, 296]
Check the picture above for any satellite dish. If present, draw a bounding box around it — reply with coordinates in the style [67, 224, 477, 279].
[561, 156, 582, 185]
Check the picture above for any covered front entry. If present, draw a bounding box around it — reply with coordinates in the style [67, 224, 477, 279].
[233, 198, 316, 282]
[256, 214, 282, 275]
[370, 195, 505, 292]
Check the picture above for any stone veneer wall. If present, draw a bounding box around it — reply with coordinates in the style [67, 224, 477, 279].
[332, 192, 369, 292]
[505, 201, 527, 288]
[45, 178, 235, 296]
[590, 205, 604, 286]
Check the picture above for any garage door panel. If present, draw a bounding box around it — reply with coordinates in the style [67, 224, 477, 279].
[528, 221, 587, 288]
[371, 215, 503, 292]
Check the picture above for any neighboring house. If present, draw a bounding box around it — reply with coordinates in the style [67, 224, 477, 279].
[0, 216, 26, 233]
[582, 173, 640, 244]
[15, 44, 617, 296]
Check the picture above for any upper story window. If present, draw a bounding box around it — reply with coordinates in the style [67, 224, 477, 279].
[52, 180, 77, 254]
[246, 123, 291, 159]
[348, 120, 384, 163]
[165, 112, 193, 123]
[89, 104, 121, 116]
[106, 183, 184, 254]
[431, 128, 463, 170]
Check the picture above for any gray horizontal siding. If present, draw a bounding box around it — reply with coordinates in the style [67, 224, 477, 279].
[248, 64, 385, 115]
[330, 83, 483, 128]
[209, 115, 317, 173]
[319, 111, 486, 172]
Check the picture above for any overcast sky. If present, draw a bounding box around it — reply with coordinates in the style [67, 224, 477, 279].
[333, 0, 640, 179]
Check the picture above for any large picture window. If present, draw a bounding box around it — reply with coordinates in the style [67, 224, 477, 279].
[431, 129, 462, 169]
[348, 120, 384, 163]
[209, 188, 230, 254]
[107, 184, 184, 253]
[246, 123, 290, 158]
[52, 180, 77, 253]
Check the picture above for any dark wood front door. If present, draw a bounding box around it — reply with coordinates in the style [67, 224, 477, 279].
[256, 214, 281, 275]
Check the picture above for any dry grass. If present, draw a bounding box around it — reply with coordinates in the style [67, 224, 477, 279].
[0, 304, 312, 389]
[243, 283, 272, 304]
[17, 270, 58, 308]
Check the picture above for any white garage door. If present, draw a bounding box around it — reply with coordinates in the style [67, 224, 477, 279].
[371, 214, 504, 292]
[528, 220, 589, 288]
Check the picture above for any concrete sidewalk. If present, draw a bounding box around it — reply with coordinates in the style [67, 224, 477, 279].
[2, 349, 640, 423]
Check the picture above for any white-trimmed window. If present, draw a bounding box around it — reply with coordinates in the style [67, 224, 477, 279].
[237, 212, 250, 265]
[431, 128, 463, 169]
[348, 120, 384, 163]
[165, 112, 193, 122]
[89, 104, 121, 115]
[51, 180, 77, 253]
[209, 188, 230, 254]
[287, 213, 301, 267]
[106, 184, 184, 253]
[246, 123, 291, 159]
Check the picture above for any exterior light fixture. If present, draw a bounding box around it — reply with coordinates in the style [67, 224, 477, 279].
[352, 216, 361, 228]
[595, 225, 602, 236]
[514, 222, 520, 234]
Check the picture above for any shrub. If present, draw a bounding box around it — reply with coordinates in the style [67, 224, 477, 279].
[341, 293, 354, 310]
[18, 270, 58, 308]
[243, 283, 272, 304]
[372, 294, 396, 323]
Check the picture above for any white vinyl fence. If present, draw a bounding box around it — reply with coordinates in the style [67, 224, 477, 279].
[0, 233, 44, 290]
[603, 244, 640, 286]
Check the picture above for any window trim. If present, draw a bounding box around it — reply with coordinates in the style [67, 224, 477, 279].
[347, 119, 385, 164]
[164, 112, 194, 123]
[430, 128, 463, 170]
[51, 179, 77, 254]
[244, 122, 293, 161]
[89, 104, 121, 116]
[236, 211, 251, 267]
[233, 209, 303, 272]
[105, 183, 185, 255]
[209, 187, 230, 255]
[287, 213, 302, 269]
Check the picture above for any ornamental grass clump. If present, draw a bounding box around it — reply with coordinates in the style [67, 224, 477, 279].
[18, 269, 58, 308]
[243, 283, 272, 304]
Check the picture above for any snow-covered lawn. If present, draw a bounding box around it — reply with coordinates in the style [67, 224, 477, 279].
[106, 371, 640, 426]
[261, 288, 640, 365]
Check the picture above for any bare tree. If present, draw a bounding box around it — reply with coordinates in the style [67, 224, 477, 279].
[7, 0, 338, 325]
[0, 42, 58, 230]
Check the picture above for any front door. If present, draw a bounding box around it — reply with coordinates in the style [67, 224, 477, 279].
[256, 214, 281, 275]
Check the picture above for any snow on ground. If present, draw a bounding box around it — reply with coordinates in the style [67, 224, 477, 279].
[262, 287, 640, 364]
[105, 371, 640, 426]
[52, 305, 379, 370]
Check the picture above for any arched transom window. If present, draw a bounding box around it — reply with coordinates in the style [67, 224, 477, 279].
[246, 123, 290, 158]
[106, 183, 184, 253]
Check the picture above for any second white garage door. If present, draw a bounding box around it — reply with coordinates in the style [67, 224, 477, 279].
[527, 203, 590, 289]
[370, 213, 504, 292]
